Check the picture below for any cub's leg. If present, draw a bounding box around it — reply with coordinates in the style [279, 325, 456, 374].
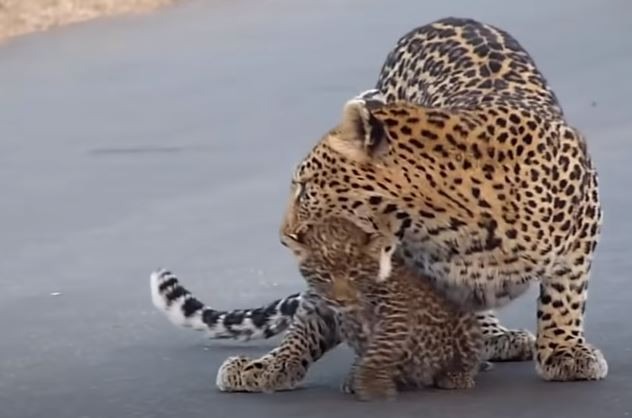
[350, 327, 402, 401]
[477, 311, 534, 362]
[352, 362, 398, 401]
[435, 314, 482, 390]
[216, 294, 341, 392]
[340, 356, 361, 394]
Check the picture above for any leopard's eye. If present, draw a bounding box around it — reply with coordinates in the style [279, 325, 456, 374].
[294, 182, 307, 201]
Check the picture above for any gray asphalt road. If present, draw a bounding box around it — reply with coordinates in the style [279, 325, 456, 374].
[1, 1, 631, 417]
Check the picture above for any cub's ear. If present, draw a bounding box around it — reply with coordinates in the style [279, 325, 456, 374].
[364, 233, 398, 282]
[364, 233, 388, 258]
[327, 91, 390, 162]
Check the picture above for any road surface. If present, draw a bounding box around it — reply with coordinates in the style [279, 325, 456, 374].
[1, 0, 631, 417]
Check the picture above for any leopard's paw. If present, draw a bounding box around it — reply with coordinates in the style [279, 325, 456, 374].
[536, 342, 607, 381]
[216, 356, 253, 392]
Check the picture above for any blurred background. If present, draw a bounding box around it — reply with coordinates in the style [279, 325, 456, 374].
[0, 0, 176, 42]
[0, 1, 631, 417]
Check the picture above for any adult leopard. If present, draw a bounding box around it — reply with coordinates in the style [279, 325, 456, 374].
[152, 17, 606, 387]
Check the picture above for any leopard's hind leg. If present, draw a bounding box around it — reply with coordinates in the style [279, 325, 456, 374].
[477, 311, 534, 362]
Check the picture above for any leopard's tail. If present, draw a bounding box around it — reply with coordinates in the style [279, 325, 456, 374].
[150, 269, 301, 341]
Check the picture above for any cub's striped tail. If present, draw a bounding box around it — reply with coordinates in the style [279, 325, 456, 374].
[150, 269, 302, 340]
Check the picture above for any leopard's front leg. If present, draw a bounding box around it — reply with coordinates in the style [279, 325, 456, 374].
[535, 261, 607, 381]
[216, 294, 341, 392]
[431, 252, 606, 380]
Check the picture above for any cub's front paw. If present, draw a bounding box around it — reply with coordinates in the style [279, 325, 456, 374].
[354, 383, 397, 401]
[340, 373, 356, 394]
[352, 374, 397, 401]
[479, 361, 494, 372]
[435, 371, 476, 390]
[536, 342, 608, 381]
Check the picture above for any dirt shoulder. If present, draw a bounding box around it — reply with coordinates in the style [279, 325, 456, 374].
[0, 0, 178, 43]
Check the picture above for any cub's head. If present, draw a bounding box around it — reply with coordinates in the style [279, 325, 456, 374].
[280, 89, 409, 242]
[281, 216, 385, 307]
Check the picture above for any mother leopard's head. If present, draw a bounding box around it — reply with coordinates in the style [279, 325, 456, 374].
[280, 89, 423, 246]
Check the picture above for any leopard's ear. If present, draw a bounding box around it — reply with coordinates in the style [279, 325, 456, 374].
[327, 90, 390, 162]
[354, 89, 387, 102]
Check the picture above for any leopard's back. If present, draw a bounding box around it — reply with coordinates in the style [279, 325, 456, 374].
[376, 17, 562, 117]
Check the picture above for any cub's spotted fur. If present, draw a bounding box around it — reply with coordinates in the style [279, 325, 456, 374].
[282, 217, 484, 400]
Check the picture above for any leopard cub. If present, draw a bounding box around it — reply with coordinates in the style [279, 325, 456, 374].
[281, 217, 485, 401]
